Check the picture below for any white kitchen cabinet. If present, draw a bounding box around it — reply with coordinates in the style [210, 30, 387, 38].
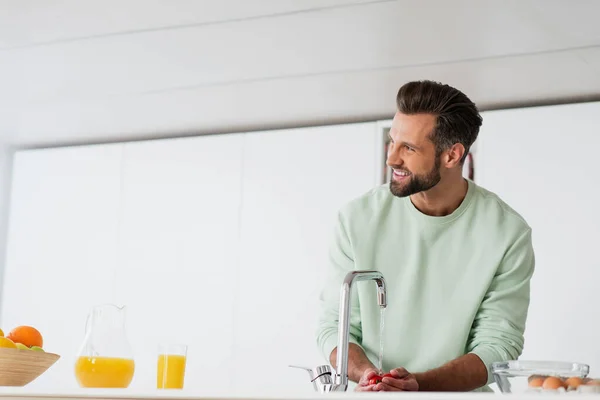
[114, 134, 244, 391]
[232, 123, 378, 394]
[476, 102, 600, 371]
[0, 144, 123, 389]
[0, 121, 380, 394]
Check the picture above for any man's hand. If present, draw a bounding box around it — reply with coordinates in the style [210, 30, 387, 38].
[354, 368, 380, 391]
[355, 368, 419, 392]
[374, 368, 419, 391]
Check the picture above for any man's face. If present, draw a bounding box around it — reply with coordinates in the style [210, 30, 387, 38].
[387, 112, 441, 198]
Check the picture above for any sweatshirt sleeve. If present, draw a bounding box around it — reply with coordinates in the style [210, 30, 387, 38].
[315, 210, 364, 362]
[467, 228, 535, 384]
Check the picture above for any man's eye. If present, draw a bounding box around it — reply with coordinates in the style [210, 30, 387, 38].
[405, 145, 415, 152]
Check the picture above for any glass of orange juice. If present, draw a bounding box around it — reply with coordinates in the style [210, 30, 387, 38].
[157, 343, 187, 389]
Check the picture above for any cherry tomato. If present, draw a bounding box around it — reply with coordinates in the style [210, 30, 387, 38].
[368, 372, 394, 385]
[368, 375, 383, 385]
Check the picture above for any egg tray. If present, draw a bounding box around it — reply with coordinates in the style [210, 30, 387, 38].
[526, 376, 600, 394]
[525, 386, 600, 394]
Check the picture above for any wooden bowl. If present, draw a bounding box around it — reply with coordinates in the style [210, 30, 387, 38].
[0, 347, 60, 386]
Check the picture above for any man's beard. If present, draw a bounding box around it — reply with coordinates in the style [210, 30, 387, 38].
[389, 156, 441, 198]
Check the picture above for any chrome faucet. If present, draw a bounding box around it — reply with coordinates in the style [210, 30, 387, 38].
[333, 270, 387, 391]
[291, 270, 387, 392]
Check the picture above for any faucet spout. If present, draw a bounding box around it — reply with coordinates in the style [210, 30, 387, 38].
[334, 270, 387, 390]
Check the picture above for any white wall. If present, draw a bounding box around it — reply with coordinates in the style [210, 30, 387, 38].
[0, 122, 379, 395]
[477, 101, 600, 373]
[0, 145, 14, 324]
[115, 134, 244, 391]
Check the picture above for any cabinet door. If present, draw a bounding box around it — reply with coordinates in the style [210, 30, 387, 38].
[115, 134, 243, 391]
[1, 145, 122, 389]
[233, 123, 378, 394]
[476, 102, 600, 370]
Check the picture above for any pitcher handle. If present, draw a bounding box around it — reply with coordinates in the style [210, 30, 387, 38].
[84, 310, 91, 334]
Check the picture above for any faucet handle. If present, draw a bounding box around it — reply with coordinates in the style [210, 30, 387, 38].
[289, 364, 331, 379]
[289, 364, 334, 392]
[288, 365, 313, 372]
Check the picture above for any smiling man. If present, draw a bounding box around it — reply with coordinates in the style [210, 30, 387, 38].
[316, 80, 535, 392]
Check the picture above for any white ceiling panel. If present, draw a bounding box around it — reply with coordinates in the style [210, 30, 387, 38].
[1, 0, 600, 146]
[4, 47, 599, 147]
[5, 0, 600, 105]
[575, 47, 600, 76]
[0, 0, 377, 48]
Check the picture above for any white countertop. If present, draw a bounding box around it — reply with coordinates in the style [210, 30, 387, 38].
[0, 387, 599, 400]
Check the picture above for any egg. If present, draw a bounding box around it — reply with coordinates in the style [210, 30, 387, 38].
[542, 376, 566, 390]
[528, 377, 545, 388]
[528, 374, 544, 382]
[565, 377, 584, 389]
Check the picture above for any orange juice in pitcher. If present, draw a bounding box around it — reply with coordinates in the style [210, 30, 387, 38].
[75, 304, 135, 388]
[75, 356, 135, 388]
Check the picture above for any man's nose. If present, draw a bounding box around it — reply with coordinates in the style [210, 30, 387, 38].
[386, 146, 403, 168]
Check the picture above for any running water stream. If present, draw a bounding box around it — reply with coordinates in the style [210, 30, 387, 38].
[378, 307, 385, 374]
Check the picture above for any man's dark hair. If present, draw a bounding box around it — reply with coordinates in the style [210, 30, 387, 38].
[396, 80, 482, 163]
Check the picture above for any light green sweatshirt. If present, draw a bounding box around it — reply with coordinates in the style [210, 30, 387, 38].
[316, 179, 535, 391]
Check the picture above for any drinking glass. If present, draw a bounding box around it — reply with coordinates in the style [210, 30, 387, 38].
[156, 343, 187, 389]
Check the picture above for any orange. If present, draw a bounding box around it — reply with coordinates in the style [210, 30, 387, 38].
[0, 337, 17, 349]
[6, 326, 43, 348]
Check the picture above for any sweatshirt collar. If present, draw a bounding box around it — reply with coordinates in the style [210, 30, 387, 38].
[402, 179, 475, 225]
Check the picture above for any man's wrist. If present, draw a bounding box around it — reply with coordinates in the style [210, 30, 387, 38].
[413, 371, 431, 391]
[349, 360, 376, 382]
[411, 354, 488, 391]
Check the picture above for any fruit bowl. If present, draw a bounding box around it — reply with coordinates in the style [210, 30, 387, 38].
[491, 360, 599, 394]
[0, 347, 60, 386]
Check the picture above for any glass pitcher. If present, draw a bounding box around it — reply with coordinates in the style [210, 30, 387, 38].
[74, 304, 135, 388]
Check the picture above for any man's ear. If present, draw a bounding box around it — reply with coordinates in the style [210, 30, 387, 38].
[442, 143, 466, 168]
